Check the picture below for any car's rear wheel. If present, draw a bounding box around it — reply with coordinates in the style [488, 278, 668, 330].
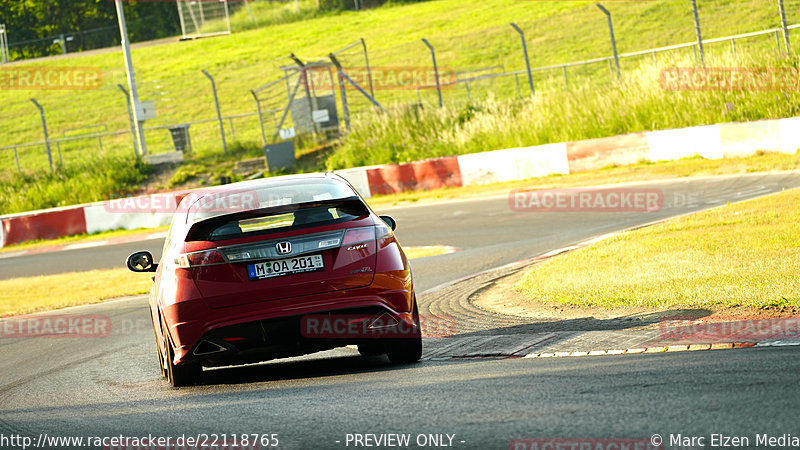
[386, 298, 422, 364]
[162, 321, 200, 387]
[151, 308, 166, 378]
[357, 342, 385, 356]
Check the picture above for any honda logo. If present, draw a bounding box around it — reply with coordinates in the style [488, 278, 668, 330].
[276, 241, 292, 255]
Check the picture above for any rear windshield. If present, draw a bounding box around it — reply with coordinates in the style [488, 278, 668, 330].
[185, 178, 357, 223]
[187, 198, 369, 242]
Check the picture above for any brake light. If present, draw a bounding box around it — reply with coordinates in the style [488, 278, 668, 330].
[342, 227, 376, 245]
[175, 250, 225, 268]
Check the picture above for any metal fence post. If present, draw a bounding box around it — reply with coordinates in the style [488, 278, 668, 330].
[228, 118, 237, 142]
[510, 23, 535, 97]
[116, 0, 147, 157]
[778, 0, 791, 54]
[250, 90, 267, 147]
[775, 30, 782, 52]
[202, 69, 228, 154]
[58, 34, 67, 55]
[13, 147, 20, 172]
[329, 52, 383, 110]
[0, 24, 9, 64]
[289, 54, 319, 135]
[421, 38, 443, 107]
[731, 39, 737, 58]
[563, 66, 569, 88]
[30, 99, 53, 172]
[117, 84, 139, 157]
[360, 38, 375, 100]
[596, 4, 621, 80]
[691, 0, 705, 67]
[332, 56, 351, 131]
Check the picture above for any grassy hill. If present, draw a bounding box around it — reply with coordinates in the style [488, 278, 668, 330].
[1, 0, 799, 214]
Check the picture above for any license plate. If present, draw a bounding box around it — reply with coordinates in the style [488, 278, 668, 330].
[248, 254, 324, 280]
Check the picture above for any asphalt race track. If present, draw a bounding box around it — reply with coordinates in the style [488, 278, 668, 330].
[1, 172, 799, 449]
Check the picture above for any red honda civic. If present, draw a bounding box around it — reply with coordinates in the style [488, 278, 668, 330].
[126, 173, 421, 387]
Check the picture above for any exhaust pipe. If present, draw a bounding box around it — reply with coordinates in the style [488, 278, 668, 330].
[192, 340, 230, 356]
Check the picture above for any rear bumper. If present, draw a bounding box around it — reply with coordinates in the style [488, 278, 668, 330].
[185, 305, 417, 367]
[162, 272, 414, 366]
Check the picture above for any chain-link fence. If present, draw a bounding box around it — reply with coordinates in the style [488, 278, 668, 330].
[2, 0, 800, 174]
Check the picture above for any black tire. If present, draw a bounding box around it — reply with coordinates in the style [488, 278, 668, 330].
[162, 321, 200, 387]
[357, 342, 385, 356]
[386, 297, 422, 364]
[152, 308, 167, 378]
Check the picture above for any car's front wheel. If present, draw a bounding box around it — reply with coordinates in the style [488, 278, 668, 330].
[162, 321, 200, 387]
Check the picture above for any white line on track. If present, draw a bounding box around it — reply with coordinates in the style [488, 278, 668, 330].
[63, 240, 110, 250]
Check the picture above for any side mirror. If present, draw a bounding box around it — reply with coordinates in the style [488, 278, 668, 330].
[380, 215, 397, 231]
[127, 251, 158, 273]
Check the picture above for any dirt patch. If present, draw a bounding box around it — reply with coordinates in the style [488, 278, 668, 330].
[139, 163, 181, 193]
[474, 266, 800, 323]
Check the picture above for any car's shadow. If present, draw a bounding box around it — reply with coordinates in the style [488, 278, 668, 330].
[197, 352, 406, 387]
[444, 308, 714, 336]
[189, 307, 712, 387]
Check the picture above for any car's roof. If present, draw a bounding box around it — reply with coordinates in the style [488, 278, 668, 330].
[177, 172, 358, 223]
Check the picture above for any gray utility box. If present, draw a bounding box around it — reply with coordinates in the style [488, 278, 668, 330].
[290, 94, 339, 135]
[264, 141, 296, 172]
[169, 125, 192, 153]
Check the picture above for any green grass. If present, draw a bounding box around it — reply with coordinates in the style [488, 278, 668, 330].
[327, 51, 800, 168]
[0, 269, 153, 317]
[2, 0, 798, 162]
[514, 188, 800, 310]
[0, 155, 152, 214]
[2, 0, 800, 214]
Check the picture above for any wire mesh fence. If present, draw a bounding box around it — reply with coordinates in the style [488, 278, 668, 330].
[3, 0, 800, 174]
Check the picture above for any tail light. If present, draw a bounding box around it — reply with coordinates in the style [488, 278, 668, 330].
[342, 227, 376, 245]
[342, 224, 393, 246]
[175, 249, 225, 268]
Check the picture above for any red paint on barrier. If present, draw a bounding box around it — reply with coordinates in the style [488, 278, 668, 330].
[566, 133, 650, 173]
[1, 208, 87, 246]
[367, 157, 462, 195]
